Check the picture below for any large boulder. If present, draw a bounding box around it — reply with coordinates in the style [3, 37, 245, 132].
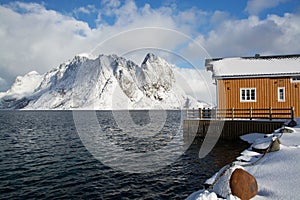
[269, 137, 281, 152]
[251, 137, 280, 153]
[230, 168, 258, 200]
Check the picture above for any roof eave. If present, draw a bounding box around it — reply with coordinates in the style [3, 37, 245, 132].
[213, 72, 300, 80]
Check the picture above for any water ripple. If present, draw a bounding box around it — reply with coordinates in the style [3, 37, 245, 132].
[0, 111, 247, 199]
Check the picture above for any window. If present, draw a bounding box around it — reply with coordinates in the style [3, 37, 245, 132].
[240, 88, 256, 102]
[278, 87, 285, 102]
[291, 76, 300, 83]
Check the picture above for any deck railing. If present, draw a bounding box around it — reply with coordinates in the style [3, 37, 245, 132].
[186, 107, 295, 121]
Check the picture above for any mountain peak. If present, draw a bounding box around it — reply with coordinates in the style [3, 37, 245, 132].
[142, 53, 158, 65]
[75, 53, 97, 60]
[27, 71, 40, 76]
[0, 53, 204, 110]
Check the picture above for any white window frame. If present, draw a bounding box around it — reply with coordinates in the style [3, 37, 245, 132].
[291, 76, 300, 83]
[278, 87, 285, 102]
[240, 88, 256, 102]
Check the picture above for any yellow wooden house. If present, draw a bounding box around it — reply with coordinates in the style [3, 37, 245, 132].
[205, 54, 300, 118]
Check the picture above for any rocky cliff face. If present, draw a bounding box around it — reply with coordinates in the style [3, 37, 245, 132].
[0, 53, 205, 110]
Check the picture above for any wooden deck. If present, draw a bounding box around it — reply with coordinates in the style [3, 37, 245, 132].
[183, 119, 285, 141]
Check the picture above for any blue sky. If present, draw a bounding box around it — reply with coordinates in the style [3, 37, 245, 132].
[1, 0, 298, 28]
[0, 0, 300, 91]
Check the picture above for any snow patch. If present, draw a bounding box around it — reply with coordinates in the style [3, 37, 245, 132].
[240, 133, 266, 144]
[189, 124, 300, 200]
[1, 71, 43, 100]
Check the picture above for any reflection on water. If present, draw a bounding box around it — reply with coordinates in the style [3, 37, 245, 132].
[0, 111, 248, 199]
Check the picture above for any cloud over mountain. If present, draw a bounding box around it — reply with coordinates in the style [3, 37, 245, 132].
[0, 0, 299, 95]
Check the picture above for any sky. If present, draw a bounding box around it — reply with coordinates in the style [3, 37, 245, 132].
[0, 0, 300, 92]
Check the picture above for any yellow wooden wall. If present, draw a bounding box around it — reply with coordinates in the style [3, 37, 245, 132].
[217, 77, 300, 117]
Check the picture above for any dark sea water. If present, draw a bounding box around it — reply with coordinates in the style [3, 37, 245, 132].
[0, 111, 248, 199]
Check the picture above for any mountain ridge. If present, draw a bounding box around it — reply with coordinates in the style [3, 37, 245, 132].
[0, 53, 206, 110]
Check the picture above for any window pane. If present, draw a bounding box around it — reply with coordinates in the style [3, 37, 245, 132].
[241, 90, 245, 100]
[251, 89, 255, 100]
[292, 77, 300, 81]
[241, 88, 256, 102]
[278, 88, 285, 101]
[246, 90, 250, 100]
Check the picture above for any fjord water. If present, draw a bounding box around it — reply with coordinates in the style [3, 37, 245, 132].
[0, 111, 247, 199]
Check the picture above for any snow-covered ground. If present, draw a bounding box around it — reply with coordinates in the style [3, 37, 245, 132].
[187, 119, 300, 200]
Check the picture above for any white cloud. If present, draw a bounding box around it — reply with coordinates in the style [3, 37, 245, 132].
[182, 13, 300, 58]
[73, 5, 97, 15]
[0, 77, 7, 91]
[245, 0, 290, 15]
[100, 0, 121, 16]
[175, 68, 216, 104]
[101, 0, 121, 9]
[0, 2, 94, 78]
[0, 1, 207, 91]
[210, 10, 231, 25]
[1, 0, 300, 101]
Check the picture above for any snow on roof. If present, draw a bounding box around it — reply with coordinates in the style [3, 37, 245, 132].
[206, 54, 300, 79]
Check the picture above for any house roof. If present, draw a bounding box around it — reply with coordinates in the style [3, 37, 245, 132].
[205, 54, 300, 79]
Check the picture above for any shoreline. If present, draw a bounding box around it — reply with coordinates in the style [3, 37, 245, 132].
[187, 119, 300, 200]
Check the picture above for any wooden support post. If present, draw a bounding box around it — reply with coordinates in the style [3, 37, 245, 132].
[185, 109, 189, 119]
[250, 107, 253, 120]
[186, 109, 188, 119]
[269, 107, 272, 121]
[231, 107, 235, 120]
[214, 108, 217, 119]
[199, 108, 202, 119]
[291, 106, 295, 121]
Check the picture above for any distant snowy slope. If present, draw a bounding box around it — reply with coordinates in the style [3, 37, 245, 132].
[0, 71, 43, 108]
[0, 53, 208, 110]
[0, 71, 43, 98]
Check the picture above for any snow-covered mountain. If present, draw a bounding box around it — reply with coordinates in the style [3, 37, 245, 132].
[0, 53, 207, 110]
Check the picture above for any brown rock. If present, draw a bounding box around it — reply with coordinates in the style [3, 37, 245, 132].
[230, 168, 258, 200]
[269, 138, 281, 152]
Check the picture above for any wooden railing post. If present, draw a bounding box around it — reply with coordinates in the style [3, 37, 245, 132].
[291, 106, 295, 121]
[214, 108, 217, 119]
[193, 108, 195, 118]
[199, 108, 202, 119]
[186, 106, 293, 120]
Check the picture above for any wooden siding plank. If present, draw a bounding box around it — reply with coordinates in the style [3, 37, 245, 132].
[183, 120, 285, 140]
[217, 77, 300, 117]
